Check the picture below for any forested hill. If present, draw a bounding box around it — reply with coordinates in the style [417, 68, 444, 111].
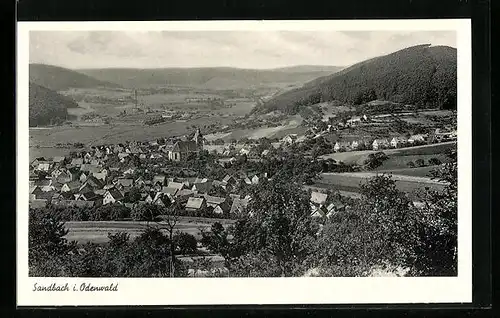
[257, 44, 457, 114]
[77, 66, 344, 90]
[29, 64, 120, 91]
[29, 82, 78, 127]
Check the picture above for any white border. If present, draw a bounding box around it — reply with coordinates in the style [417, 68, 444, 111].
[17, 19, 472, 306]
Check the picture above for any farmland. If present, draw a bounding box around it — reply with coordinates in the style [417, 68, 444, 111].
[315, 171, 446, 200]
[64, 217, 236, 244]
[320, 141, 456, 165]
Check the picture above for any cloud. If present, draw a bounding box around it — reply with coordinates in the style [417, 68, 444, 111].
[29, 30, 456, 69]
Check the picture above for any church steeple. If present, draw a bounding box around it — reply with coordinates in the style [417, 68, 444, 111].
[193, 127, 203, 147]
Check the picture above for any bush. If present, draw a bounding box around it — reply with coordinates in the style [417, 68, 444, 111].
[173, 232, 198, 255]
[415, 159, 426, 167]
[407, 161, 415, 168]
[131, 203, 163, 221]
[93, 204, 131, 221]
[428, 157, 442, 166]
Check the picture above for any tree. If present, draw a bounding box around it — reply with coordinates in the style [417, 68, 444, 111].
[415, 159, 426, 167]
[29, 207, 76, 276]
[173, 232, 198, 255]
[131, 203, 163, 221]
[126, 187, 142, 203]
[428, 157, 442, 166]
[413, 150, 457, 276]
[407, 161, 416, 168]
[314, 175, 419, 276]
[363, 152, 388, 170]
[220, 180, 319, 277]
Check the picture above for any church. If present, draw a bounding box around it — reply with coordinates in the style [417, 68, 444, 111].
[167, 128, 204, 161]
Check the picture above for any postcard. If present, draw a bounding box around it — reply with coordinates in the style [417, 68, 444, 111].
[17, 19, 472, 306]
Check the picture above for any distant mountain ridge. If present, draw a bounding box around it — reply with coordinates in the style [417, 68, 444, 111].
[258, 44, 457, 114]
[29, 64, 120, 91]
[77, 66, 344, 90]
[29, 82, 79, 127]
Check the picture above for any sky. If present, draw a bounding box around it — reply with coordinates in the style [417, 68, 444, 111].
[29, 30, 456, 69]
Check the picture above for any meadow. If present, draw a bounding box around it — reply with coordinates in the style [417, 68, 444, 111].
[64, 217, 236, 244]
[315, 171, 446, 200]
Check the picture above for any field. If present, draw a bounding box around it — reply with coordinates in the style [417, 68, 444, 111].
[64, 217, 236, 244]
[320, 141, 456, 165]
[315, 171, 446, 200]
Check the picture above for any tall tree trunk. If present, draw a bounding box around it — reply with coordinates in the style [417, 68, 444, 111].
[169, 229, 175, 277]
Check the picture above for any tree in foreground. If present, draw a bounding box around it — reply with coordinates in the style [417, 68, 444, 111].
[412, 149, 457, 276]
[313, 174, 419, 276]
[202, 178, 319, 277]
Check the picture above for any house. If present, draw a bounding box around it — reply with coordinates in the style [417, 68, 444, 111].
[29, 186, 43, 197]
[167, 181, 185, 191]
[31, 157, 47, 168]
[310, 204, 328, 218]
[222, 175, 238, 186]
[152, 192, 171, 207]
[191, 182, 213, 194]
[118, 152, 130, 160]
[103, 188, 124, 205]
[52, 156, 65, 164]
[61, 181, 81, 193]
[281, 134, 298, 145]
[55, 170, 73, 184]
[78, 182, 94, 194]
[185, 197, 206, 212]
[372, 139, 390, 150]
[325, 200, 346, 219]
[70, 158, 84, 166]
[86, 175, 104, 189]
[334, 141, 351, 152]
[346, 116, 362, 126]
[116, 178, 134, 188]
[239, 147, 251, 156]
[33, 179, 52, 190]
[75, 191, 102, 203]
[92, 170, 108, 181]
[251, 175, 260, 184]
[204, 195, 226, 208]
[153, 175, 166, 186]
[176, 189, 197, 198]
[37, 162, 52, 172]
[168, 129, 204, 161]
[123, 167, 136, 175]
[351, 139, 372, 151]
[161, 186, 179, 198]
[310, 191, 328, 205]
[150, 153, 164, 159]
[230, 198, 249, 215]
[32, 190, 56, 201]
[390, 136, 408, 148]
[408, 134, 427, 145]
[79, 173, 88, 183]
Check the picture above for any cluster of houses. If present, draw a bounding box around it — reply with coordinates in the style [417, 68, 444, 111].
[29, 129, 257, 217]
[332, 128, 457, 153]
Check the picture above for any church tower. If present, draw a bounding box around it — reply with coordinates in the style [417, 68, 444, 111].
[193, 127, 203, 149]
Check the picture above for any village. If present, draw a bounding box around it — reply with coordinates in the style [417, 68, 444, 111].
[29, 109, 457, 223]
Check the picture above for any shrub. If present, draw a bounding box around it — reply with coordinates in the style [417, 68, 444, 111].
[407, 161, 415, 168]
[415, 159, 426, 167]
[173, 232, 198, 255]
[428, 157, 442, 166]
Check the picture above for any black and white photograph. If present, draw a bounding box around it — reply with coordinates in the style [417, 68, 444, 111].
[17, 20, 472, 305]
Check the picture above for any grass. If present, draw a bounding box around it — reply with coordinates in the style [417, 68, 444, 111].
[64, 217, 235, 244]
[316, 171, 446, 200]
[376, 165, 442, 177]
[320, 142, 456, 165]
